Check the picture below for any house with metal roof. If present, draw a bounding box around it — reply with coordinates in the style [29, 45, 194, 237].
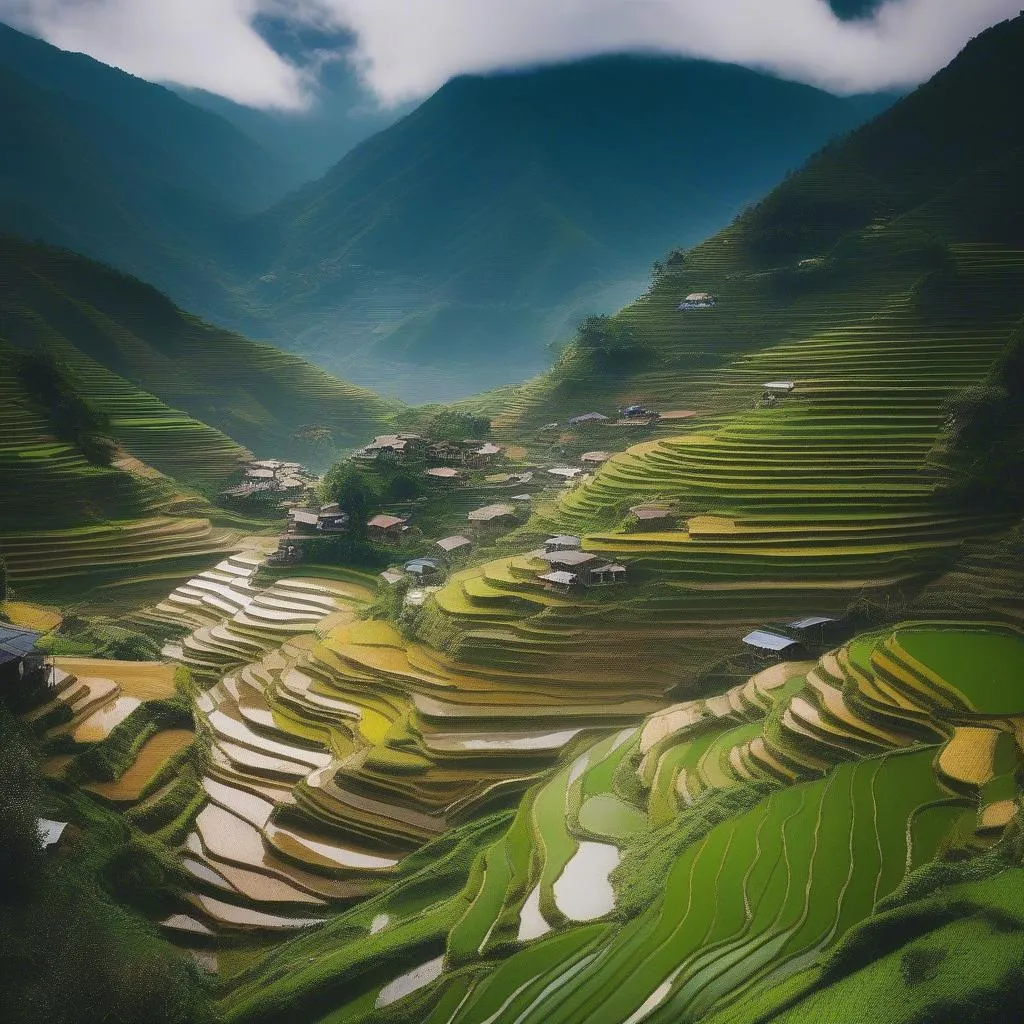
[404, 558, 441, 579]
[538, 570, 580, 593]
[568, 412, 610, 425]
[467, 503, 516, 525]
[436, 535, 473, 554]
[742, 629, 806, 659]
[1, 626, 47, 707]
[541, 549, 599, 571]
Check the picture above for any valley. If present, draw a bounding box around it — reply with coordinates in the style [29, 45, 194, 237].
[2, 9, 1024, 1024]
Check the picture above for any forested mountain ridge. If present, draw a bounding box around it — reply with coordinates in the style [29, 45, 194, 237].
[0, 22, 290, 318]
[239, 56, 891, 399]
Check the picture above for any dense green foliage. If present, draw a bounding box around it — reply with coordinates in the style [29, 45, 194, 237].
[0, 707, 213, 1024]
[941, 320, 1024, 510]
[424, 408, 491, 442]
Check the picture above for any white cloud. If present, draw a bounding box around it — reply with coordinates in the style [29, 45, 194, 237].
[1, 0, 1020, 109]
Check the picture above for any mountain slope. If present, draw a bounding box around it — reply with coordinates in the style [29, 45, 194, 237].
[495, 14, 1024, 433]
[0, 234, 398, 471]
[0, 22, 289, 316]
[243, 56, 890, 399]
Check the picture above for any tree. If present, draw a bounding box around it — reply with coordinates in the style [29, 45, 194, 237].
[0, 708, 44, 900]
[573, 314, 652, 370]
[426, 408, 491, 442]
[321, 462, 376, 542]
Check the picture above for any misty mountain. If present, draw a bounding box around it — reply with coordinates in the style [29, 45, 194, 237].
[0, 21, 290, 314]
[241, 56, 891, 399]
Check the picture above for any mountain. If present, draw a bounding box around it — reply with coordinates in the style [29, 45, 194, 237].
[0, 22, 290, 316]
[0, 233, 398, 475]
[495, 13, 1024, 432]
[240, 56, 892, 401]
[177, 17, 408, 187]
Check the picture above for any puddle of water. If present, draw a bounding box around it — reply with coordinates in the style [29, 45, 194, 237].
[552, 842, 619, 922]
[375, 955, 445, 1008]
[516, 884, 552, 942]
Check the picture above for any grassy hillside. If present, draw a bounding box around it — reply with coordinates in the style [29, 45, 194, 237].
[0, 22, 289, 317]
[243, 56, 888, 399]
[0, 235, 399, 470]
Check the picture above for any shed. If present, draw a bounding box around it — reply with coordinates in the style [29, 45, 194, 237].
[37, 818, 68, 851]
[762, 381, 796, 393]
[629, 505, 675, 524]
[0, 625, 45, 694]
[317, 512, 349, 533]
[590, 563, 627, 585]
[467, 504, 515, 524]
[404, 558, 441, 579]
[379, 569, 408, 586]
[742, 630, 805, 657]
[538, 571, 579, 592]
[425, 467, 462, 480]
[289, 509, 320, 530]
[436, 535, 473, 554]
[581, 451, 611, 465]
[786, 615, 851, 646]
[569, 412, 609, 425]
[545, 535, 581, 553]
[474, 443, 502, 457]
[245, 468, 275, 479]
[548, 467, 583, 480]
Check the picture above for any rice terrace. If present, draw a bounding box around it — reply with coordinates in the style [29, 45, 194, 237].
[2, 5, 1024, 1024]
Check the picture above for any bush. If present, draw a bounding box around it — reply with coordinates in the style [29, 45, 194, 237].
[0, 708, 44, 900]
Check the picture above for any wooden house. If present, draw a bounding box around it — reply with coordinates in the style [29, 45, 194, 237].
[678, 292, 717, 310]
[367, 514, 409, 542]
[590, 563, 627, 586]
[545, 535, 581, 553]
[538, 570, 579, 593]
[741, 629, 807, 661]
[0, 626, 48, 709]
[467, 503, 516, 533]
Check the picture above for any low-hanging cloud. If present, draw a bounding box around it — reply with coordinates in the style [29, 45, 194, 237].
[1, 0, 1020, 109]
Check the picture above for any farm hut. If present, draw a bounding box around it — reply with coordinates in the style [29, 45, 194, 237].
[581, 451, 611, 465]
[404, 558, 442, 580]
[548, 467, 583, 481]
[510, 493, 533, 503]
[0, 626, 47, 707]
[742, 629, 807, 660]
[590, 563, 628, 586]
[464, 441, 504, 468]
[538, 570, 580, 593]
[379, 569, 408, 587]
[762, 381, 796, 393]
[37, 818, 69, 852]
[288, 509, 320, 533]
[545, 535, 581, 553]
[367, 514, 409, 542]
[425, 467, 462, 480]
[467, 504, 516, 532]
[786, 616, 851, 648]
[569, 412, 610, 425]
[541, 550, 599, 572]
[436, 535, 473, 556]
[245, 467, 275, 480]
[678, 292, 716, 310]
[629, 504, 676, 526]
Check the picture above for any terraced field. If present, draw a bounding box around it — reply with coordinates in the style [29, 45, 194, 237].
[414, 246, 1024, 692]
[215, 622, 1024, 1023]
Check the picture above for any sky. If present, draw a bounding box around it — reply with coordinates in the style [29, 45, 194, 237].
[0, 0, 1020, 110]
